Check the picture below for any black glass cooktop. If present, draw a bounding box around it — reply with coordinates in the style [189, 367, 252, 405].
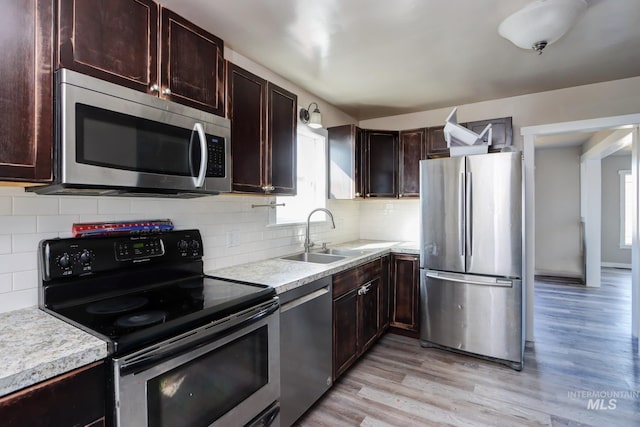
[50, 276, 274, 354]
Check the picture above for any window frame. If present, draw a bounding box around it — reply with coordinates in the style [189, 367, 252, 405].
[268, 124, 328, 226]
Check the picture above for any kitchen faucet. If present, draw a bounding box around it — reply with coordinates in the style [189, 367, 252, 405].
[304, 208, 335, 252]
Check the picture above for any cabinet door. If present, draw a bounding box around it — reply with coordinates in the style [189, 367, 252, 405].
[333, 289, 358, 380]
[364, 130, 398, 197]
[0, 362, 105, 427]
[391, 254, 420, 334]
[426, 126, 449, 158]
[58, 0, 158, 93]
[358, 278, 380, 354]
[466, 117, 513, 153]
[0, 0, 53, 182]
[399, 128, 427, 198]
[226, 63, 267, 193]
[267, 82, 297, 195]
[328, 125, 364, 199]
[160, 8, 225, 116]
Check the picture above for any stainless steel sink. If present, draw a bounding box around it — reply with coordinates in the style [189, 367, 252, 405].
[280, 252, 346, 264]
[313, 248, 368, 257]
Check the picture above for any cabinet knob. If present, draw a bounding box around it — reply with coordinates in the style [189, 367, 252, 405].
[399, 194, 403, 198]
[366, 193, 370, 197]
[262, 185, 275, 193]
[162, 88, 172, 96]
[355, 192, 361, 197]
[150, 84, 160, 93]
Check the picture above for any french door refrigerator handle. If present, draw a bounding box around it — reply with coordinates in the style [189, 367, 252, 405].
[459, 172, 465, 256]
[466, 171, 472, 257]
[425, 271, 512, 287]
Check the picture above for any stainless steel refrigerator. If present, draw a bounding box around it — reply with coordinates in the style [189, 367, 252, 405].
[419, 151, 524, 370]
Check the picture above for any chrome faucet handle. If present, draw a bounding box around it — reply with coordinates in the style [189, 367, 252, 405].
[320, 242, 331, 250]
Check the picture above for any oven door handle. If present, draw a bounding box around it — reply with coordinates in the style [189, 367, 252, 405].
[117, 299, 279, 375]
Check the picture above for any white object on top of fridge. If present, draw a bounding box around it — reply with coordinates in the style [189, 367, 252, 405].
[443, 107, 493, 157]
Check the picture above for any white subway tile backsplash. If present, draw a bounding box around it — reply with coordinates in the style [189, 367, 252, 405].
[0, 196, 11, 215]
[0, 235, 11, 254]
[0, 216, 37, 234]
[12, 233, 58, 253]
[37, 215, 79, 233]
[12, 270, 38, 291]
[59, 197, 99, 215]
[0, 252, 37, 274]
[98, 198, 132, 214]
[0, 288, 38, 312]
[0, 187, 370, 313]
[12, 196, 59, 215]
[0, 273, 12, 293]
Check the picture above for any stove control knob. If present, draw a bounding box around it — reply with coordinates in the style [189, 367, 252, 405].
[178, 240, 189, 251]
[57, 253, 71, 268]
[190, 240, 200, 251]
[79, 249, 92, 264]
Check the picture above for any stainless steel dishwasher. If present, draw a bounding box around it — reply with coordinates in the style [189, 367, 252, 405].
[279, 276, 332, 427]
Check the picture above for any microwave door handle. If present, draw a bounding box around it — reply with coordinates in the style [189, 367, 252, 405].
[192, 123, 207, 188]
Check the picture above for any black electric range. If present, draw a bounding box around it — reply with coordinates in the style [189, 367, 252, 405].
[38, 229, 275, 355]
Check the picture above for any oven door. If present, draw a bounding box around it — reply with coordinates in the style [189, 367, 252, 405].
[113, 298, 280, 427]
[58, 69, 231, 193]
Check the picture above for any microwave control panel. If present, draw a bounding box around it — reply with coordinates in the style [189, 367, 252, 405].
[206, 136, 226, 178]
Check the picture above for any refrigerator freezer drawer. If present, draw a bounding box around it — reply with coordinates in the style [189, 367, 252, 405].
[420, 270, 523, 367]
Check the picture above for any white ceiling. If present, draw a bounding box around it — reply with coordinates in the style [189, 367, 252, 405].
[160, 0, 640, 120]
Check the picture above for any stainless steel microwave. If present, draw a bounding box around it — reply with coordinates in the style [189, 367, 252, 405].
[31, 69, 231, 197]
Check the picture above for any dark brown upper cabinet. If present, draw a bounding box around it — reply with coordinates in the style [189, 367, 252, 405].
[426, 125, 451, 158]
[58, 0, 225, 116]
[226, 62, 297, 195]
[364, 130, 398, 198]
[466, 117, 513, 153]
[398, 128, 427, 198]
[327, 124, 364, 199]
[0, 0, 54, 182]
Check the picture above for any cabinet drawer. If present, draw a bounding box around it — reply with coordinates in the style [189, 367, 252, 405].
[333, 266, 359, 298]
[333, 258, 382, 298]
[0, 361, 105, 427]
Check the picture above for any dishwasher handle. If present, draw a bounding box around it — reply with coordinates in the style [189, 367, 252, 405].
[281, 287, 329, 313]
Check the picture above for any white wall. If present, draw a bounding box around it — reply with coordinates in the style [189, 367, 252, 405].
[359, 199, 420, 242]
[534, 147, 583, 278]
[0, 188, 360, 312]
[601, 154, 632, 267]
[359, 76, 640, 147]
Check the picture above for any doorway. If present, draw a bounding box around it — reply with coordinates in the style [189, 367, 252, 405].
[522, 114, 640, 345]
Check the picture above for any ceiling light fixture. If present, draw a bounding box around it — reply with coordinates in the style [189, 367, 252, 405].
[498, 0, 588, 55]
[300, 102, 323, 129]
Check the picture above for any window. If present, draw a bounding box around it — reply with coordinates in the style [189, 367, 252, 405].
[271, 126, 327, 225]
[620, 170, 633, 247]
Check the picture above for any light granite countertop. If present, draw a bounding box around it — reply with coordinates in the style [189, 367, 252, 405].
[207, 240, 419, 294]
[0, 307, 107, 397]
[0, 240, 417, 398]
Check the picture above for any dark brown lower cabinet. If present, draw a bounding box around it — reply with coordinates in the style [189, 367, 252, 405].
[390, 253, 420, 337]
[379, 255, 390, 332]
[332, 258, 385, 380]
[0, 361, 105, 427]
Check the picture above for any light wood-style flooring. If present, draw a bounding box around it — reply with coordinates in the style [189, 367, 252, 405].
[295, 269, 639, 426]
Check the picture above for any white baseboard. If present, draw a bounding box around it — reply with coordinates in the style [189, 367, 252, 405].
[601, 262, 632, 269]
